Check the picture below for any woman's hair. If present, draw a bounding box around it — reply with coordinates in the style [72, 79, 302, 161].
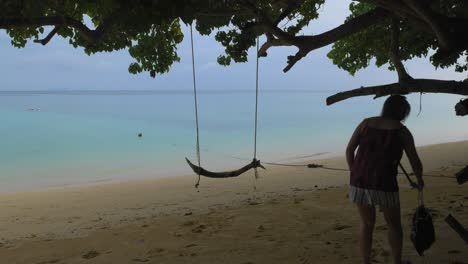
[381, 95, 411, 121]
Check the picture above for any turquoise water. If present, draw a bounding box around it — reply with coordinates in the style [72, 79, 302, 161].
[0, 91, 466, 192]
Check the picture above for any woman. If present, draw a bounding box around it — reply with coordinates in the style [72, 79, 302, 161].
[346, 95, 424, 264]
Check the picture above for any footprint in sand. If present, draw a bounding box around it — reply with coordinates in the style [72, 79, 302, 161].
[92, 217, 103, 222]
[82, 250, 100, 259]
[268, 199, 279, 205]
[173, 232, 183, 237]
[36, 259, 61, 264]
[294, 198, 305, 204]
[182, 220, 196, 226]
[185, 243, 197, 248]
[332, 224, 352, 231]
[147, 248, 165, 257]
[192, 224, 207, 233]
[132, 257, 150, 262]
[36, 259, 60, 264]
[257, 225, 265, 232]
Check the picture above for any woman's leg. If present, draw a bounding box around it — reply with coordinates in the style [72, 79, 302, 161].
[382, 206, 403, 264]
[357, 204, 376, 264]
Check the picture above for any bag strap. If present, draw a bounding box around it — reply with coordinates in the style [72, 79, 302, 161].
[398, 163, 418, 189]
[418, 189, 424, 207]
[398, 163, 424, 206]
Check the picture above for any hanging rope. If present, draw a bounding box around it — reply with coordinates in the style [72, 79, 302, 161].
[210, 147, 455, 180]
[261, 160, 454, 179]
[186, 24, 265, 185]
[417, 92, 423, 116]
[399, 162, 418, 188]
[253, 35, 260, 179]
[190, 23, 202, 188]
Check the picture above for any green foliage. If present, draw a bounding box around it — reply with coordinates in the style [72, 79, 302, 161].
[127, 20, 183, 75]
[1, 0, 467, 77]
[283, 0, 325, 35]
[327, 2, 433, 75]
[214, 28, 256, 65]
[211, 0, 325, 66]
[1, 0, 188, 77]
[328, 1, 467, 76]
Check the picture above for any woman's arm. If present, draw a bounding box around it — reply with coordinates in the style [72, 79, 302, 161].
[401, 127, 424, 189]
[346, 120, 366, 170]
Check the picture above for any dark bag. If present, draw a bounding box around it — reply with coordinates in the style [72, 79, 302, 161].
[410, 191, 435, 256]
[455, 165, 468, 185]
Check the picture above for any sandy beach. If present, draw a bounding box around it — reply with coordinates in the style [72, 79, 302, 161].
[0, 140, 467, 264]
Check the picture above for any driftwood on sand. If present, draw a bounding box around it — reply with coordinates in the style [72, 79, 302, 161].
[445, 214, 468, 244]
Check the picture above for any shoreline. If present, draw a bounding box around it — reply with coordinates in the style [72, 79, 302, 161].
[2, 138, 467, 195]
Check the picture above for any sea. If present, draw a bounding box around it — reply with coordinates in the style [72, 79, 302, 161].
[0, 90, 466, 192]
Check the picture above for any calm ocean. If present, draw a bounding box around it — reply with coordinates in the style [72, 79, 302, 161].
[0, 91, 466, 192]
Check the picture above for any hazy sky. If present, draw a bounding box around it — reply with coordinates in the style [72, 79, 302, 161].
[0, 0, 465, 92]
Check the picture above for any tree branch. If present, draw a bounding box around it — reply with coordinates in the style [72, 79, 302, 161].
[390, 18, 412, 82]
[274, 0, 305, 25]
[359, 0, 436, 34]
[258, 33, 292, 57]
[402, 0, 452, 49]
[258, 7, 390, 72]
[283, 50, 308, 72]
[33, 26, 61, 45]
[196, 10, 251, 17]
[0, 15, 113, 44]
[360, 0, 419, 19]
[244, 1, 390, 72]
[326, 79, 468, 105]
[360, 0, 461, 51]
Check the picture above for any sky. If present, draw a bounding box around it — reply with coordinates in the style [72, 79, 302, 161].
[0, 0, 465, 92]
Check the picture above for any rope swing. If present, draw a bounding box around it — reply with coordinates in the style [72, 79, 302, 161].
[185, 24, 457, 188]
[186, 24, 264, 188]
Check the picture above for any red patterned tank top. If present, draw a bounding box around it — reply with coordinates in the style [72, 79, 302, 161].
[350, 126, 405, 192]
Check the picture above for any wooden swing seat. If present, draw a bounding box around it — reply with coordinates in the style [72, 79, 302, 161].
[185, 158, 265, 178]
